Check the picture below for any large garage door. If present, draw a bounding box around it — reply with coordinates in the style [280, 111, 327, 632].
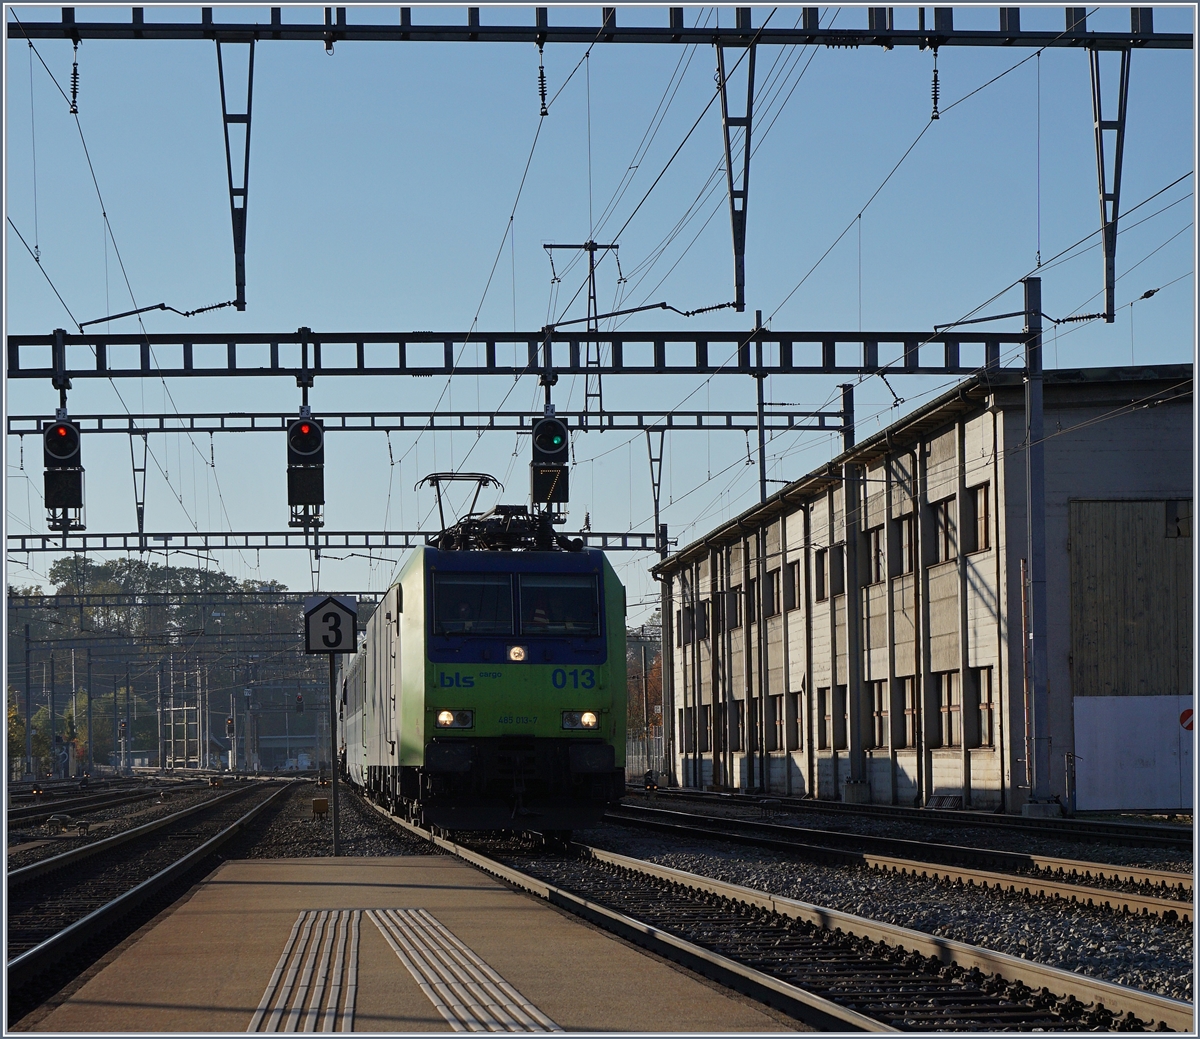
[1070, 500, 1193, 810]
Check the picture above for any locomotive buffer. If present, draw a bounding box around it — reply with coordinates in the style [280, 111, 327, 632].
[305, 594, 357, 854]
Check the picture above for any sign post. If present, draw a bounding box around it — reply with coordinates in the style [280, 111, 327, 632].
[304, 594, 357, 855]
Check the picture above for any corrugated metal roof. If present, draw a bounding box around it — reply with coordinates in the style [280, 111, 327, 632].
[652, 364, 1192, 577]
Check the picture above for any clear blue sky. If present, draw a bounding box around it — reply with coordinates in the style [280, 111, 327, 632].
[5, 4, 1195, 619]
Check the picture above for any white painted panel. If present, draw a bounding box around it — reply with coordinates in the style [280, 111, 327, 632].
[1074, 696, 1192, 810]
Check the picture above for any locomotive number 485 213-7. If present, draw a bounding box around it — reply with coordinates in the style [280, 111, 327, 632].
[552, 668, 595, 689]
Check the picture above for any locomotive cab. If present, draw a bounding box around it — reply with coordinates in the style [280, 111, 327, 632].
[340, 511, 626, 835]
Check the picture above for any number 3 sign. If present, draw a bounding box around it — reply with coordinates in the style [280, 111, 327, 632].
[304, 595, 358, 654]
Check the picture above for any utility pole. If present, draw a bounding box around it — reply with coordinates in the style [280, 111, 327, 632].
[24, 625, 32, 777]
[754, 311, 767, 504]
[125, 663, 132, 772]
[86, 649, 93, 774]
[1022, 276, 1056, 815]
[49, 655, 56, 778]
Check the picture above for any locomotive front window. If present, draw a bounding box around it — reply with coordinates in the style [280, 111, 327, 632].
[434, 574, 513, 634]
[519, 574, 600, 636]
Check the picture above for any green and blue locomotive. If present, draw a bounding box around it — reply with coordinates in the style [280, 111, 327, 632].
[340, 509, 626, 833]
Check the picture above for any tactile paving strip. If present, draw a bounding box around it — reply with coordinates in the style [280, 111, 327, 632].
[367, 908, 561, 1032]
[248, 909, 360, 1032]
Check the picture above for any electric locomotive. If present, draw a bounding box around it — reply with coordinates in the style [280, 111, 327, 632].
[340, 506, 626, 833]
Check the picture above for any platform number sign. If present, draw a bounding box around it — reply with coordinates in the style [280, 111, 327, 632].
[304, 595, 357, 655]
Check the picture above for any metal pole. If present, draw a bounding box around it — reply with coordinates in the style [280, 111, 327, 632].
[24, 625, 33, 777]
[112, 675, 119, 773]
[158, 661, 164, 771]
[755, 311, 767, 504]
[86, 649, 93, 774]
[1023, 277, 1052, 807]
[329, 653, 341, 855]
[125, 663, 132, 773]
[50, 655, 57, 778]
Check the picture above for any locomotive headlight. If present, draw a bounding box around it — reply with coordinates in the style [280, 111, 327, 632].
[435, 710, 474, 729]
[507, 645, 527, 662]
[562, 710, 600, 730]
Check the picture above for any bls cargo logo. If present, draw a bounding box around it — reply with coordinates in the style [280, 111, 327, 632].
[438, 672, 475, 688]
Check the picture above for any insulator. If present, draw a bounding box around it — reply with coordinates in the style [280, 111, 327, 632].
[930, 67, 940, 120]
[538, 45, 548, 117]
[70, 61, 79, 114]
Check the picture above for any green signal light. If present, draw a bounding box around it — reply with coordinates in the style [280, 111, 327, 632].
[551, 434, 564, 446]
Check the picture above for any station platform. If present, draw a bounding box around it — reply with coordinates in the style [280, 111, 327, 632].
[22, 856, 797, 1032]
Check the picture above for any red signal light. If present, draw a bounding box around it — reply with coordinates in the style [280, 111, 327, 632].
[300, 424, 310, 434]
[56, 426, 67, 436]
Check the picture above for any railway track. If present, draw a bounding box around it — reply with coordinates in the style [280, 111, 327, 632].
[364, 805, 1192, 1031]
[6, 781, 293, 1020]
[606, 803, 1193, 922]
[643, 787, 1193, 850]
[7, 788, 189, 827]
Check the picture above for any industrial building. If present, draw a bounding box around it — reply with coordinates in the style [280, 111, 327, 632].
[656, 365, 1192, 813]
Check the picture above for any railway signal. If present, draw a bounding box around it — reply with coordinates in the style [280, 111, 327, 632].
[43, 418, 84, 510]
[296, 693, 304, 714]
[531, 415, 569, 505]
[286, 413, 324, 508]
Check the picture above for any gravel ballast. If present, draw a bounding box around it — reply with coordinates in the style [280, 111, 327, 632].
[623, 793, 1193, 874]
[240, 782, 437, 858]
[576, 823, 1194, 1002]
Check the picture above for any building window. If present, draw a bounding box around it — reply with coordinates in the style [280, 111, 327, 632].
[817, 687, 830, 749]
[727, 586, 742, 629]
[767, 694, 784, 751]
[933, 498, 955, 563]
[699, 705, 711, 752]
[785, 560, 801, 610]
[938, 672, 961, 747]
[830, 544, 846, 595]
[730, 701, 743, 751]
[766, 568, 782, 616]
[898, 514, 915, 574]
[901, 677, 917, 749]
[698, 600, 710, 640]
[963, 484, 990, 554]
[833, 685, 848, 750]
[680, 708, 694, 752]
[871, 680, 888, 749]
[867, 526, 885, 584]
[789, 690, 803, 750]
[747, 578, 758, 623]
[814, 550, 828, 601]
[974, 667, 995, 747]
[675, 610, 682, 647]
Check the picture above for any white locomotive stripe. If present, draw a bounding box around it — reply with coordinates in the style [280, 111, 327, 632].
[248, 911, 308, 1032]
[369, 908, 560, 1032]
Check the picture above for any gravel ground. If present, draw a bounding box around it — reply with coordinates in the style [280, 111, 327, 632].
[240, 782, 438, 858]
[576, 822, 1194, 1002]
[626, 793, 1194, 874]
[6, 785, 225, 870]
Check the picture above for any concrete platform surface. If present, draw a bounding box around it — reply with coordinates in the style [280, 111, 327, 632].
[24, 856, 797, 1032]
